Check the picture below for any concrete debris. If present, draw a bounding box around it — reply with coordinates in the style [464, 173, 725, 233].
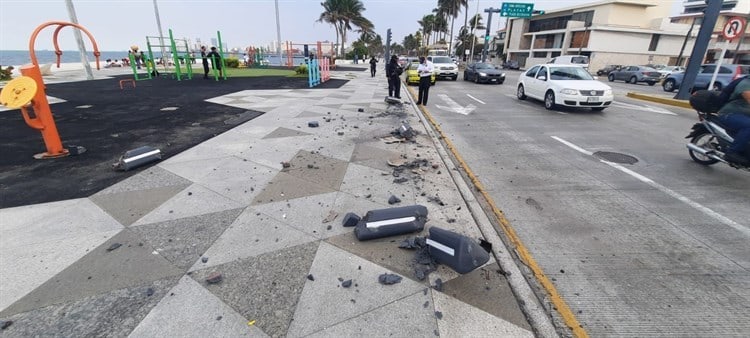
[378, 273, 403, 285]
[1, 320, 12, 330]
[446, 218, 456, 223]
[106, 243, 122, 252]
[206, 272, 223, 284]
[393, 177, 409, 184]
[398, 236, 427, 249]
[342, 279, 353, 288]
[146, 288, 155, 297]
[308, 121, 319, 128]
[307, 274, 315, 281]
[435, 311, 443, 319]
[381, 136, 404, 144]
[342, 212, 361, 227]
[432, 163, 439, 169]
[338, 131, 345, 136]
[281, 161, 291, 168]
[427, 195, 446, 206]
[201, 257, 209, 263]
[398, 123, 416, 139]
[307, 164, 314, 169]
[423, 301, 430, 308]
[388, 195, 401, 205]
[216, 316, 223, 321]
[433, 278, 444, 292]
[387, 157, 408, 167]
[322, 210, 339, 223]
[358, 108, 365, 112]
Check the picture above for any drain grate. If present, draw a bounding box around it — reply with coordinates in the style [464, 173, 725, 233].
[593, 151, 638, 164]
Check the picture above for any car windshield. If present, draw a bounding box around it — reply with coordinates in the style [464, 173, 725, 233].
[571, 56, 588, 64]
[548, 67, 594, 80]
[408, 63, 420, 70]
[474, 63, 494, 69]
[432, 57, 452, 63]
[640, 67, 658, 72]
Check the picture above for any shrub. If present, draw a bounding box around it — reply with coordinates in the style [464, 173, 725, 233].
[0, 65, 13, 81]
[295, 64, 308, 74]
[225, 57, 240, 68]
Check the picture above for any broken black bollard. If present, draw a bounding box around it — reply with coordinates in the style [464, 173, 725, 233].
[398, 123, 415, 139]
[354, 205, 428, 241]
[426, 227, 490, 274]
[342, 212, 361, 227]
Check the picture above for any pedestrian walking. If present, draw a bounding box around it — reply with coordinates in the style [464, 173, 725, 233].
[369, 56, 378, 77]
[385, 55, 402, 98]
[416, 56, 433, 105]
[200, 46, 210, 79]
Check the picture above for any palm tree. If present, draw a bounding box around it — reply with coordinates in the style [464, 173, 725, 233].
[318, 0, 374, 57]
[438, 0, 467, 56]
[418, 15, 436, 46]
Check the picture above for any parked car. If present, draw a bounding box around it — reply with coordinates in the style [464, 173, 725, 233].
[502, 60, 520, 70]
[656, 66, 685, 79]
[662, 64, 750, 92]
[517, 64, 613, 111]
[607, 65, 661, 85]
[463, 62, 505, 84]
[427, 56, 458, 80]
[596, 64, 621, 76]
[404, 62, 436, 85]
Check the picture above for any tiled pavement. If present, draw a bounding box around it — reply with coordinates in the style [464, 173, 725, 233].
[0, 67, 547, 337]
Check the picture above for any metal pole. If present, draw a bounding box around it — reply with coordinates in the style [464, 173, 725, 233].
[153, 0, 167, 67]
[675, 0, 723, 100]
[275, 0, 283, 66]
[64, 0, 93, 80]
[481, 8, 495, 63]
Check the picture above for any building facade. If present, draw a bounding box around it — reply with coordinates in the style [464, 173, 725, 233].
[504, 0, 696, 71]
[670, 0, 750, 64]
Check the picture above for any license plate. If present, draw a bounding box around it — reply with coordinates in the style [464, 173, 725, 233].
[587, 97, 600, 102]
[490, 79, 497, 82]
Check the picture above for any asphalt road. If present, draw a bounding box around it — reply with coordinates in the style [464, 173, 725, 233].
[411, 72, 750, 336]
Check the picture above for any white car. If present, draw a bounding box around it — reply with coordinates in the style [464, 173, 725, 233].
[516, 64, 614, 111]
[427, 56, 459, 81]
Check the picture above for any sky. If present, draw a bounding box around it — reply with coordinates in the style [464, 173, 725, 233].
[0, 0, 683, 52]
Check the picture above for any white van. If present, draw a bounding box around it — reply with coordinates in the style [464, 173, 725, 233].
[548, 55, 589, 69]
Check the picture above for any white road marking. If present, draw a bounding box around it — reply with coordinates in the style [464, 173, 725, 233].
[466, 94, 486, 105]
[436, 94, 476, 115]
[551, 136, 749, 236]
[612, 101, 678, 115]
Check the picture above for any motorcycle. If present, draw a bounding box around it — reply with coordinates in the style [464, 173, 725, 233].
[686, 110, 750, 171]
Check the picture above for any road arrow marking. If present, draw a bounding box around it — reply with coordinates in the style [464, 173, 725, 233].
[612, 101, 677, 115]
[436, 94, 476, 115]
[466, 94, 486, 105]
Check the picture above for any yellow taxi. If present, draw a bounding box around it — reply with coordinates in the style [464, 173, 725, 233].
[404, 61, 436, 86]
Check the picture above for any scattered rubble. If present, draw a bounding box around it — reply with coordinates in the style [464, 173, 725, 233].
[308, 121, 319, 128]
[378, 273, 403, 285]
[146, 288, 155, 297]
[201, 257, 209, 263]
[106, 243, 122, 252]
[387, 195, 401, 205]
[433, 278, 444, 292]
[307, 274, 315, 281]
[1, 321, 13, 330]
[357, 108, 365, 112]
[435, 311, 443, 319]
[322, 210, 338, 223]
[342, 279, 353, 288]
[342, 213, 360, 227]
[206, 272, 223, 284]
[281, 161, 291, 168]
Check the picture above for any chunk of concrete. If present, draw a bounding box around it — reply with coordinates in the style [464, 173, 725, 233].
[378, 273, 403, 285]
[308, 121, 320, 128]
[342, 212, 361, 227]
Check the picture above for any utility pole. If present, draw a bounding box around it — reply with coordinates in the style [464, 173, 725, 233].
[152, 0, 167, 66]
[481, 7, 501, 63]
[469, 2, 480, 62]
[64, 0, 93, 80]
[675, 0, 723, 100]
[275, 0, 283, 65]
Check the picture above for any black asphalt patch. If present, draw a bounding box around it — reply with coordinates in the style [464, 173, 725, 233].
[0, 74, 347, 208]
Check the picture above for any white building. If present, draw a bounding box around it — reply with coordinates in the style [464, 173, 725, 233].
[670, 0, 750, 64]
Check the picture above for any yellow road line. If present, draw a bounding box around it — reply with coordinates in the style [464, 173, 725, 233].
[407, 86, 588, 338]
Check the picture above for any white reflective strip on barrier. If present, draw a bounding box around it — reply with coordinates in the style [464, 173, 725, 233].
[122, 150, 161, 163]
[366, 216, 416, 228]
[426, 238, 455, 256]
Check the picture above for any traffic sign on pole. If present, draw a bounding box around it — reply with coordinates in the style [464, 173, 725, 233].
[722, 17, 746, 41]
[500, 2, 534, 18]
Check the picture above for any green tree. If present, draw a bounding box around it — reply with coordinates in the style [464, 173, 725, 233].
[403, 34, 420, 56]
[318, 0, 374, 57]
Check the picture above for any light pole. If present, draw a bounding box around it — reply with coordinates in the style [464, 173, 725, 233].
[64, 0, 93, 80]
[152, 0, 167, 66]
[469, 0, 480, 62]
[275, 0, 283, 66]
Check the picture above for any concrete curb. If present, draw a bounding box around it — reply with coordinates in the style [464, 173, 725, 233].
[405, 85, 561, 338]
[626, 92, 693, 109]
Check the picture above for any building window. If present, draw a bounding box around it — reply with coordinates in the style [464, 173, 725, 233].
[570, 30, 590, 48]
[551, 51, 561, 58]
[649, 34, 660, 51]
[571, 10, 594, 27]
[533, 51, 547, 58]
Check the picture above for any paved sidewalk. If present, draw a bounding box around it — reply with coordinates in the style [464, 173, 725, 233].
[1, 66, 543, 337]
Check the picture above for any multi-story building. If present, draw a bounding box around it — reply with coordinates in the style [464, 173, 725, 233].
[670, 0, 750, 64]
[503, 0, 695, 71]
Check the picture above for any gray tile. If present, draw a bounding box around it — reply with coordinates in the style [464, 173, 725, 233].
[261, 127, 312, 139]
[0, 276, 179, 338]
[130, 208, 245, 270]
[306, 291, 437, 337]
[283, 150, 349, 191]
[251, 172, 335, 205]
[132, 184, 245, 226]
[295, 111, 326, 118]
[129, 276, 267, 338]
[90, 185, 189, 226]
[191, 207, 317, 271]
[190, 241, 320, 338]
[339, 163, 416, 205]
[286, 242, 425, 337]
[350, 144, 401, 172]
[440, 266, 531, 331]
[95, 166, 193, 195]
[1, 230, 183, 317]
[432, 290, 534, 337]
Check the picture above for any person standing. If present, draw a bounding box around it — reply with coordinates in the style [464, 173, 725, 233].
[206, 46, 223, 78]
[369, 56, 378, 77]
[386, 55, 402, 99]
[200, 46, 210, 79]
[416, 56, 433, 105]
[717, 76, 750, 165]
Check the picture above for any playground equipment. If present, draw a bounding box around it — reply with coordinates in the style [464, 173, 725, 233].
[246, 46, 269, 68]
[0, 21, 100, 159]
[127, 45, 155, 81]
[307, 56, 331, 88]
[142, 29, 226, 81]
[284, 41, 335, 68]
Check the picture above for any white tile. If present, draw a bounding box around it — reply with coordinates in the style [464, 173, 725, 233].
[132, 184, 244, 226]
[432, 290, 534, 338]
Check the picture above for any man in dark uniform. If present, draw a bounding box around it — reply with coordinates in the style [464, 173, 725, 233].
[200, 46, 210, 79]
[386, 55, 401, 98]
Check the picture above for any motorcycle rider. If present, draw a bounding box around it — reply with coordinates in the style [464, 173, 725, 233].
[717, 76, 750, 165]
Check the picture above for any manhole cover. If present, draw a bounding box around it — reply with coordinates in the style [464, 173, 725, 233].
[593, 151, 638, 164]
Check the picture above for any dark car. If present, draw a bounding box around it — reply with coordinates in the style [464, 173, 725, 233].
[502, 60, 520, 70]
[662, 64, 750, 92]
[596, 64, 621, 76]
[608, 65, 662, 85]
[463, 62, 506, 84]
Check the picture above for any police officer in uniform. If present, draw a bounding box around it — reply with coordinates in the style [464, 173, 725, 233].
[416, 56, 433, 105]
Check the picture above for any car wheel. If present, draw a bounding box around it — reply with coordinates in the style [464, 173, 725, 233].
[608, 74, 615, 82]
[647, 81, 655, 86]
[517, 84, 527, 100]
[712, 82, 722, 91]
[629, 76, 638, 84]
[663, 79, 676, 92]
[544, 91, 557, 110]
[474, 76, 479, 84]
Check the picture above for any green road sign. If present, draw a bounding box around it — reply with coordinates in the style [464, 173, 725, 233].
[500, 2, 534, 18]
